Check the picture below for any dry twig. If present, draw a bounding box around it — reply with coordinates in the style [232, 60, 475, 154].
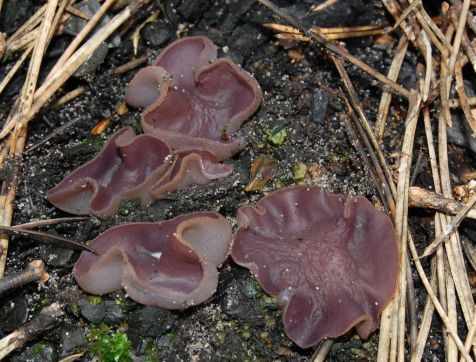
[0, 260, 48, 295]
[0, 303, 63, 360]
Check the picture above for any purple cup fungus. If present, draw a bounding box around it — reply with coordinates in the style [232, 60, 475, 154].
[47, 127, 173, 219]
[149, 150, 233, 199]
[231, 186, 398, 348]
[125, 36, 263, 161]
[47, 127, 234, 218]
[74, 211, 232, 309]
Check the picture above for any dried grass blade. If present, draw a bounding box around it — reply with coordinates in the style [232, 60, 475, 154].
[375, 36, 408, 140]
[408, 233, 472, 361]
[411, 258, 436, 361]
[422, 194, 476, 258]
[0, 45, 33, 97]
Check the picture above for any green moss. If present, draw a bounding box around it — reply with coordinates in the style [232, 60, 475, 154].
[117, 199, 142, 216]
[41, 297, 52, 306]
[144, 338, 160, 362]
[266, 126, 287, 146]
[88, 325, 132, 362]
[32, 343, 44, 356]
[69, 303, 79, 316]
[69, 135, 104, 156]
[292, 163, 307, 180]
[88, 295, 102, 305]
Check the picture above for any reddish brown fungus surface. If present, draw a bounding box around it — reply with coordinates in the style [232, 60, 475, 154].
[125, 36, 263, 160]
[47, 127, 235, 218]
[149, 150, 233, 199]
[47, 127, 172, 219]
[74, 212, 232, 309]
[231, 186, 398, 348]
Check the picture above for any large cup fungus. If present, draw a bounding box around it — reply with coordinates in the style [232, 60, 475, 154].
[125, 36, 263, 160]
[231, 186, 398, 348]
[48, 36, 262, 218]
[47, 127, 234, 218]
[74, 212, 232, 309]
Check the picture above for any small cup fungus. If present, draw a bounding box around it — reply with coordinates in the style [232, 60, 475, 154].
[74, 212, 232, 309]
[231, 186, 398, 348]
[125, 36, 263, 160]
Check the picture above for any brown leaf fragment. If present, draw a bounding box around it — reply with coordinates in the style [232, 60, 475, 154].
[90, 116, 112, 135]
[287, 48, 305, 62]
[245, 157, 278, 192]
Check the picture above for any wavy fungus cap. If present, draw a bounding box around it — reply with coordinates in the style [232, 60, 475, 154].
[74, 212, 232, 309]
[47, 127, 234, 218]
[125, 36, 262, 160]
[231, 186, 398, 348]
[47, 127, 173, 219]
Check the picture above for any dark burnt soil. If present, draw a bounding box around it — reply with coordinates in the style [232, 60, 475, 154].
[0, 0, 474, 361]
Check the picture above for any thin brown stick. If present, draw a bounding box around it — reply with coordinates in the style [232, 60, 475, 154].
[419, 31, 432, 102]
[382, 0, 418, 45]
[46, 86, 86, 110]
[66, 4, 90, 20]
[257, 0, 411, 98]
[446, 271, 458, 361]
[408, 187, 476, 219]
[421, 194, 476, 258]
[460, 306, 476, 362]
[7, 4, 46, 44]
[438, 24, 475, 330]
[394, 91, 422, 362]
[333, 57, 397, 212]
[13, 216, 89, 229]
[0, 260, 48, 294]
[312, 339, 334, 362]
[413, 1, 454, 52]
[408, 234, 472, 361]
[113, 55, 148, 74]
[25, 116, 82, 153]
[411, 258, 436, 361]
[455, 58, 476, 133]
[392, 0, 421, 30]
[0, 45, 34, 97]
[0, 221, 95, 253]
[309, 0, 338, 13]
[341, 96, 391, 213]
[0, 1, 143, 139]
[447, 0, 470, 76]
[0, 303, 63, 360]
[46, 0, 116, 79]
[0, 0, 60, 278]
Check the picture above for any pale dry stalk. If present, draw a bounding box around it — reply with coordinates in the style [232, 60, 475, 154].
[311, 339, 334, 362]
[0, 2, 138, 139]
[423, 106, 450, 357]
[411, 258, 436, 361]
[461, 307, 476, 362]
[393, 91, 422, 362]
[436, 25, 476, 335]
[0, 44, 34, 97]
[375, 36, 408, 140]
[0, 0, 59, 277]
[0, 303, 63, 360]
[46, 0, 116, 79]
[7, 4, 46, 44]
[408, 234, 472, 361]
